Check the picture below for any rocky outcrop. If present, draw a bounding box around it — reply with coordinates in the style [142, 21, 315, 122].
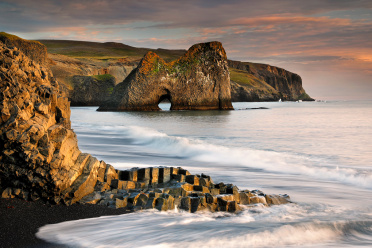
[46, 53, 136, 105]
[0, 39, 79, 203]
[70, 75, 115, 106]
[0, 32, 47, 66]
[79, 166, 291, 212]
[39, 38, 313, 105]
[98, 42, 234, 111]
[1, 35, 291, 213]
[0, 38, 130, 205]
[228, 60, 314, 101]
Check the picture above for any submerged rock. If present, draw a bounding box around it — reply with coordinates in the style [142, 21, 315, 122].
[98, 41, 234, 111]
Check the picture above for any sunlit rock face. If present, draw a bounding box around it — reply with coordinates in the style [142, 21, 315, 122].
[0, 35, 290, 213]
[0, 35, 116, 204]
[0, 32, 48, 66]
[98, 42, 234, 111]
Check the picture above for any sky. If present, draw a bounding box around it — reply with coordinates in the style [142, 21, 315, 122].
[1, 0, 372, 100]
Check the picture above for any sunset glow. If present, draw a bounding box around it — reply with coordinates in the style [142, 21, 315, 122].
[1, 0, 371, 99]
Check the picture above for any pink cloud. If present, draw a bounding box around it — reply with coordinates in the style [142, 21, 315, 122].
[230, 16, 352, 26]
[201, 28, 227, 35]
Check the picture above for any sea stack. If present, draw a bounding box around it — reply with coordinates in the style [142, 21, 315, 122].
[98, 41, 234, 111]
[1, 34, 290, 213]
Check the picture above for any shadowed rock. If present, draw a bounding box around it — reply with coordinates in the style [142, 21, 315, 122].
[228, 60, 314, 101]
[70, 75, 116, 106]
[98, 41, 234, 111]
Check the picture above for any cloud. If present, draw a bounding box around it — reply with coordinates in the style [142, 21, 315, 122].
[0, 0, 371, 99]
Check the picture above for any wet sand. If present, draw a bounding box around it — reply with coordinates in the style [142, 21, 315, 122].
[0, 198, 131, 248]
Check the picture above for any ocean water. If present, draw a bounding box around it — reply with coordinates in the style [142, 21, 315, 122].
[37, 101, 372, 247]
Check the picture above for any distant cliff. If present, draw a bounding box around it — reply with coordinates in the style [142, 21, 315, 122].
[98, 42, 234, 111]
[228, 60, 314, 101]
[70, 74, 116, 106]
[36, 39, 313, 104]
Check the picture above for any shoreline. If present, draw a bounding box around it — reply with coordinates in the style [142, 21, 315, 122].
[0, 198, 132, 248]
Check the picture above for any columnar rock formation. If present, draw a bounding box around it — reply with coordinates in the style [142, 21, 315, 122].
[98, 42, 234, 111]
[1, 36, 290, 213]
[81, 166, 291, 212]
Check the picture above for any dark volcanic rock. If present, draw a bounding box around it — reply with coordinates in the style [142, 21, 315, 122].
[228, 60, 314, 101]
[98, 41, 234, 111]
[70, 75, 116, 106]
[230, 81, 280, 102]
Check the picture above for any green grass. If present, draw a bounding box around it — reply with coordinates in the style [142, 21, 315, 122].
[93, 74, 114, 81]
[229, 67, 279, 95]
[37, 40, 185, 61]
[230, 68, 265, 87]
[0, 32, 20, 41]
[0, 32, 43, 46]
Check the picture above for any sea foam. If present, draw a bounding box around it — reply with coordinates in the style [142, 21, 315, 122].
[88, 124, 372, 190]
[37, 203, 372, 248]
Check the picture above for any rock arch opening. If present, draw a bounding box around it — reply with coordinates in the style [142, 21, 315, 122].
[158, 89, 172, 110]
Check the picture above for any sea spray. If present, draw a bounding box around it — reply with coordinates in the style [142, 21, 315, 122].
[74, 123, 372, 190]
[37, 203, 372, 248]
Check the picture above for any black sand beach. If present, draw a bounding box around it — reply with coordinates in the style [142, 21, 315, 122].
[0, 198, 132, 248]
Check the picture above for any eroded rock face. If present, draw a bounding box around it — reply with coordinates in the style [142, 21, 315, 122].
[70, 75, 116, 106]
[0, 32, 47, 66]
[230, 81, 281, 102]
[98, 42, 234, 111]
[0, 39, 118, 204]
[228, 60, 314, 101]
[47, 53, 137, 105]
[0, 36, 290, 213]
[0, 40, 74, 202]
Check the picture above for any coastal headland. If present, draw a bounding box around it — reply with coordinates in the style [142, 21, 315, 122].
[1, 33, 292, 246]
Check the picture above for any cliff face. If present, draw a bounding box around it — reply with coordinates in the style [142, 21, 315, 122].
[0, 36, 291, 212]
[98, 42, 234, 111]
[228, 60, 314, 101]
[0, 38, 119, 204]
[47, 53, 136, 104]
[0, 32, 47, 66]
[70, 75, 116, 106]
[230, 81, 280, 102]
[38, 39, 313, 104]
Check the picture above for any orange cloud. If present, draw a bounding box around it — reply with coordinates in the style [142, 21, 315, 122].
[201, 28, 227, 35]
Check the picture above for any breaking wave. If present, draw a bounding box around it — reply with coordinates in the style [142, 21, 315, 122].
[37, 203, 372, 247]
[76, 123, 372, 190]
